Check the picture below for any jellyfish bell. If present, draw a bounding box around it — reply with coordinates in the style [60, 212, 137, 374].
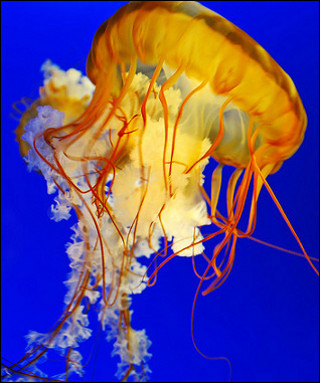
[87, 0, 307, 169]
[8, 1, 317, 382]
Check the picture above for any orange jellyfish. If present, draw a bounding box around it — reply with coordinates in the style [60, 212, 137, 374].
[4, 1, 318, 382]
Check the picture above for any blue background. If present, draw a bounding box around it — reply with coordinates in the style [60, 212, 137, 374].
[1, 2, 319, 382]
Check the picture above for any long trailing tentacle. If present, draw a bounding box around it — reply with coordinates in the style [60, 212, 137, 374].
[252, 155, 319, 276]
[158, 65, 185, 192]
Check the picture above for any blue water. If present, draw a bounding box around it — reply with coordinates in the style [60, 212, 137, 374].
[1, 2, 319, 382]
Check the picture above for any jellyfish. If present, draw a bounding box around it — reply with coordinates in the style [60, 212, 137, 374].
[3, 1, 319, 382]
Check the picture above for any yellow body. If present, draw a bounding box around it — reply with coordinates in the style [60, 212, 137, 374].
[87, 1, 307, 172]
